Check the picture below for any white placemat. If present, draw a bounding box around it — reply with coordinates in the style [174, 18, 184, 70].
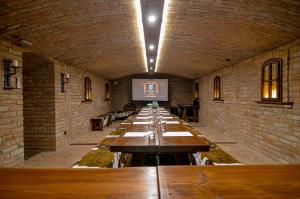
[121, 122, 131, 125]
[106, 135, 120, 138]
[133, 121, 153, 125]
[123, 131, 153, 137]
[162, 131, 193, 137]
[163, 116, 173, 119]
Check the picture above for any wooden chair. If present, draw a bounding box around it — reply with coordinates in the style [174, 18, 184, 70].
[91, 117, 104, 131]
[103, 114, 109, 127]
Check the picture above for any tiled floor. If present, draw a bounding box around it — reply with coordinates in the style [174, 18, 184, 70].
[195, 126, 279, 164]
[24, 121, 122, 168]
[24, 121, 279, 168]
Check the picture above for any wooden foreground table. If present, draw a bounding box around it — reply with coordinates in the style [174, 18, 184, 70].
[0, 165, 299, 198]
[0, 167, 159, 199]
[158, 165, 300, 199]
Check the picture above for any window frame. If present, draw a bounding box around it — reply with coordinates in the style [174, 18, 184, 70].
[213, 76, 222, 100]
[83, 77, 92, 102]
[261, 58, 282, 102]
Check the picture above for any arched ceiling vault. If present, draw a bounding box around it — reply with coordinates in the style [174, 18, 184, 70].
[1, 0, 300, 79]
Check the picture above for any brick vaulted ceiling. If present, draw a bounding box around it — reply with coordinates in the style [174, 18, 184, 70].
[0, 0, 145, 79]
[1, 0, 300, 79]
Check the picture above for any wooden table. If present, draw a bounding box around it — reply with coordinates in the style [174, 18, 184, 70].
[101, 123, 159, 153]
[1, 165, 299, 199]
[0, 167, 159, 199]
[100, 117, 210, 154]
[158, 165, 300, 199]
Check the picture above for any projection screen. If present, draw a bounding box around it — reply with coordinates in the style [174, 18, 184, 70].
[132, 79, 168, 101]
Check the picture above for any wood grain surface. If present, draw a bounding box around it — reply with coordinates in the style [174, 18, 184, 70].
[0, 167, 159, 199]
[158, 165, 300, 199]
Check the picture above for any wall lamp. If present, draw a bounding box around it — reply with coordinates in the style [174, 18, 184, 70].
[2, 59, 20, 90]
[61, 73, 70, 92]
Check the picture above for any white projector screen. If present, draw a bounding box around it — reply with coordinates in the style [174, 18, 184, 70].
[132, 79, 168, 101]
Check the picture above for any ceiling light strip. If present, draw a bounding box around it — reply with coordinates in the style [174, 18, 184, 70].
[155, 0, 169, 72]
[135, 0, 148, 71]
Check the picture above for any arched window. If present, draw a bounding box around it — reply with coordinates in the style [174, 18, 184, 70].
[84, 77, 92, 101]
[262, 58, 282, 101]
[105, 83, 110, 100]
[213, 76, 221, 100]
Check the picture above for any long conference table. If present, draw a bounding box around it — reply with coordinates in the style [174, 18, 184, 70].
[101, 107, 210, 157]
[1, 165, 300, 198]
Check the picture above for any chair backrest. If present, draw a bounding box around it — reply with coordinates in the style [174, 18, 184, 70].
[111, 113, 116, 120]
[103, 114, 109, 127]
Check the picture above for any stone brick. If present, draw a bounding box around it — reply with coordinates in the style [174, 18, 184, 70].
[198, 40, 300, 163]
[0, 41, 24, 167]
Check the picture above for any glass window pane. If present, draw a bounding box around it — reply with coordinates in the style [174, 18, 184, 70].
[263, 82, 269, 98]
[264, 65, 269, 81]
[272, 63, 278, 80]
[271, 81, 277, 98]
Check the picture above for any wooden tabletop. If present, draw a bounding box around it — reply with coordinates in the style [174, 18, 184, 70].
[0, 167, 159, 199]
[1, 165, 299, 199]
[100, 112, 210, 153]
[158, 165, 300, 199]
[159, 123, 209, 153]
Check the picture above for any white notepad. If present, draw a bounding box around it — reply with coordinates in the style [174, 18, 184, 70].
[105, 135, 120, 138]
[133, 121, 153, 125]
[160, 113, 170, 115]
[123, 131, 153, 137]
[162, 131, 193, 137]
[163, 116, 173, 119]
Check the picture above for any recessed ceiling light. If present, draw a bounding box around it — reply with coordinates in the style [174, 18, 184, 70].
[155, 0, 169, 72]
[148, 15, 156, 23]
[150, 67, 153, 70]
[149, 58, 154, 63]
[149, 44, 155, 50]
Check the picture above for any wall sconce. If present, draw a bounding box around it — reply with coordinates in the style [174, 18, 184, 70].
[61, 73, 70, 92]
[2, 59, 20, 90]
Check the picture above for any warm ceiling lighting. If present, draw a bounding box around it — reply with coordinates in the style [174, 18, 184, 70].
[149, 58, 154, 63]
[149, 44, 155, 50]
[150, 67, 153, 70]
[148, 15, 156, 23]
[155, 0, 169, 72]
[135, 0, 147, 71]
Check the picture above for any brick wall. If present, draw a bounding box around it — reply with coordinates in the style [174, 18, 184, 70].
[198, 40, 300, 163]
[0, 41, 24, 167]
[54, 61, 111, 149]
[1, 42, 111, 167]
[23, 52, 56, 159]
[111, 74, 193, 111]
